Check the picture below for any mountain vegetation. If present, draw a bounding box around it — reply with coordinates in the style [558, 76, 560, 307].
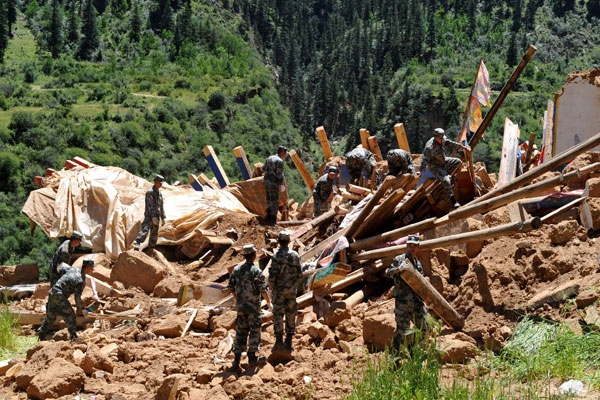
[0, 0, 599, 268]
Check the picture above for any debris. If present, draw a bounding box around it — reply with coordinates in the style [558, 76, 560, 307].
[558, 380, 584, 396]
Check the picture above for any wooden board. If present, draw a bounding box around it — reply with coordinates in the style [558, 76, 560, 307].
[289, 149, 315, 191]
[367, 136, 383, 161]
[359, 129, 371, 150]
[202, 145, 230, 188]
[316, 126, 333, 160]
[233, 146, 252, 180]
[497, 118, 520, 187]
[542, 100, 555, 163]
[394, 123, 411, 153]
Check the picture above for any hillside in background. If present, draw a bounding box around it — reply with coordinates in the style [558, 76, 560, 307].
[1, 0, 600, 267]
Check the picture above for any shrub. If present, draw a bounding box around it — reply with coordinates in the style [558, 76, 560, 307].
[208, 90, 226, 110]
[8, 112, 38, 135]
[23, 64, 37, 84]
[0, 304, 18, 352]
[0, 94, 9, 111]
[174, 79, 191, 89]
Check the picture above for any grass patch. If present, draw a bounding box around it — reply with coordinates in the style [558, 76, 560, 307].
[0, 304, 19, 354]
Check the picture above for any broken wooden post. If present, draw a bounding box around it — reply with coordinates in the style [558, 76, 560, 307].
[233, 146, 252, 180]
[524, 132, 536, 167]
[541, 100, 555, 163]
[300, 226, 350, 263]
[187, 174, 204, 191]
[465, 150, 479, 197]
[316, 126, 334, 160]
[398, 263, 464, 330]
[359, 129, 371, 150]
[394, 123, 411, 153]
[498, 118, 521, 187]
[289, 149, 315, 191]
[72, 157, 91, 168]
[355, 188, 408, 238]
[346, 176, 397, 238]
[202, 145, 230, 188]
[349, 217, 437, 252]
[351, 217, 542, 261]
[65, 160, 78, 169]
[368, 136, 383, 162]
[472, 131, 600, 204]
[544, 196, 586, 224]
[198, 173, 218, 190]
[290, 209, 336, 240]
[181, 308, 198, 337]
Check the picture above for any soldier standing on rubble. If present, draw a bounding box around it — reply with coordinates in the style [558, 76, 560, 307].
[312, 166, 339, 217]
[269, 231, 302, 352]
[49, 230, 82, 286]
[263, 146, 287, 224]
[38, 259, 95, 341]
[133, 174, 166, 251]
[386, 149, 415, 177]
[345, 147, 377, 185]
[385, 235, 428, 352]
[228, 244, 271, 371]
[419, 128, 471, 209]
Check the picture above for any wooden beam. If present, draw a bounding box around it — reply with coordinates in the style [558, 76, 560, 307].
[72, 157, 91, 168]
[291, 209, 336, 240]
[368, 136, 383, 162]
[542, 100, 555, 163]
[346, 176, 397, 238]
[202, 145, 230, 188]
[45, 168, 56, 177]
[181, 308, 198, 337]
[359, 129, 371, 150]
[524, 132, 536, 167]
[187, 174, 204, 191]
[498, 118, 520, 187]
[300, 226, 349, 263]
[65, 160, 78, 169]
[316, 126, 334, 160]
[394, 123, 410, 153]
[233, 146, 252, 181]
[543, 197, 586, 224]
[289, 149, 315, 191]
[197, 173, 218, 190]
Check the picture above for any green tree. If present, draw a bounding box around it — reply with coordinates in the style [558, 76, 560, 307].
[78, 0, 99, 60]
[149, 0, 174, 34]
[0, 0, 8, 63]
[129, 0, 143, 42]
[48, 0, 64, 58]
[67, 2, 80, 45]
[7, 0, 16, 35]
[588, 0, 600, 19]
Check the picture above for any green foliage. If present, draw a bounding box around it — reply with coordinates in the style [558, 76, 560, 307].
[0, 303, 18, 353]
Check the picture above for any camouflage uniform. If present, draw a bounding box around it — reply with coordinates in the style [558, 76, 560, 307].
[269, 247, 302, 339]
[312, 173, 335, 217]
[419, 137, 462, 202]
[345, 148, 376, 182]
[228, 261, 268, 354]
[39, 265, 86, 339]
[385, 253, 428, 348]
[135, 186, 165, 248]
[49, 240, 75, 287]
[387, 149, 415, 177]
[263, 154, 285, 220]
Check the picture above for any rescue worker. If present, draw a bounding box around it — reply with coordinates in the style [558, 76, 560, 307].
[419, 128, 471, 209]
[269, 231, 302, 352]
[49, 230, 82, 287]
[228, 244, 271, 372]
[263, 146, 287, 224]
[133, 174, 166, 251]
[345, 147, 377, 185]
[385, 235, 428, 352]
[38, 259, 95, 341]
[386, 149, 415, 177]
[312, 166, 338, 217]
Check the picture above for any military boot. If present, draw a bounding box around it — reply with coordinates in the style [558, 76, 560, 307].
[133, 241, 140, 251]
[450, 196, 460, 210]
[248, 352, 266, 365]
[284, 335, 293, 352]
[273, 334, 284, 351]
[228, 353, 241, 373]
[36, 327, 49, 341]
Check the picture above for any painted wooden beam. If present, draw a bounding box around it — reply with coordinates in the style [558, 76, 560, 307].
[72, 157, 91, 168]
[233, 146, 252, 180]
[45, 168, 56, 177]
[33, 176, 44, 186]
[316, 126, 334, 160]
[187, 174, 204, 191]
[289, 149, 315, 191]
[202, 145, 230, 188]
[197, 173, 218, 190]
[367, 136, 383, 161]
[65, 160, 78, 169]
[394, 123, 411, 152]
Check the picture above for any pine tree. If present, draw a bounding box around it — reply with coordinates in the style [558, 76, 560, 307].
[48, 0, 63, 58]
[588, 0, 600, 19]
[67, 2, 80, 45]
[7, 0, 16, 36]
[506, 32, 517, 67]
[149, 0, 173, 34]
[173, 0, 193, 54]
[129, 0, 142, 42]
[78, 0, 99, 60]
[0, 1, 8, 63]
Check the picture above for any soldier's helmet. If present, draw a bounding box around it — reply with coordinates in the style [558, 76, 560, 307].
[82, 259, 96, 268]
[327, 166, 338, 174]
[386, 150, 399, 161]
[433, 128, 445, 138]
[278, 231, 291, 242]
[407, 234, 420, 245]
[277, 145, 288, 155]
[242, 244, 257, 255]
[154, 174, 165, 182]
[71, 231, 83, 241]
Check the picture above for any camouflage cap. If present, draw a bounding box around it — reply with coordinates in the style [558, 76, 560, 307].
[71, 230, 83, 241]
[433, 128, 445, 138]
[82, 259, 95, 268]
[407, 234, 420, 245]
[242, 244, 257, 255]
[278, 231, 291, 242]
[154, 174, 165, 182]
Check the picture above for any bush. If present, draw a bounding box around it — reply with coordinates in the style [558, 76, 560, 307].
[174, 79, 191, 89]
[8, 112, 38, 135]
[208, 90, 226, 110]
[0, 304, 18, 352]
[23, 64, 37, 84]
[0, 94, 9, 111]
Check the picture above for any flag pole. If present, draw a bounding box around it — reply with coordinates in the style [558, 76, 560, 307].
[457, 57, 483, 143]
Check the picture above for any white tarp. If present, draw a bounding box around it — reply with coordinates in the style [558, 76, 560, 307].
[22, 166, 250, 259]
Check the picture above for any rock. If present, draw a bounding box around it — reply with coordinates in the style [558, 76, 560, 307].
[584, 306, 600, 329]
[482, 206, 512, 228]
[363, 313, 395, 351]
[147, 312, 187, 338]
[256, 362, 278, 382]
[72, 349, 85, 366]
[17, 342, 67, 389]
[586, 177, 600, 198]
[549, 220, 578, 245]
[196, 368, 214, 384]
[0, 264, 38, 286]
[339, 340, 353, 354]
[581, 197, 600, 230]
[154, 277, 189, 298]
[322, 333, 337, 350]
[308, 321, 331, 340]
[111, 250, 167, 294]
[33, 283, 50, 299]
[576, 289, 600, 308]
[497, 326, 512, 340]
[223, 375, 262, 398]
[209, 311, 237, 331]
[465, 218, 485, 258]
[27, 358, 84, 399]
[516, 240, 532, 249]
[156, 373, 185, 400]
[191, 310, 211, 331]
[527, 281, 580, 310]
[324, 302, 351, 328]
[336, 316, 363, 341]
[82, 345, 114, 374]
[437, 333, 478, 363]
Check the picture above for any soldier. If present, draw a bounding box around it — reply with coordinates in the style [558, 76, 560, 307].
[133, 174, 166, 251]
[269, 231, 302, 352]
[419, 128, 471, 209]
[345, 148, 377, 184]
[49, 230, 82, 287]
[38, 259, 95, 341]
[312, 166, 338, 217]
[228, 244, 271, 372]
[263, 146, 287, 224]
[386, 149, 415, 177]
[385, 235, 428, 352]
